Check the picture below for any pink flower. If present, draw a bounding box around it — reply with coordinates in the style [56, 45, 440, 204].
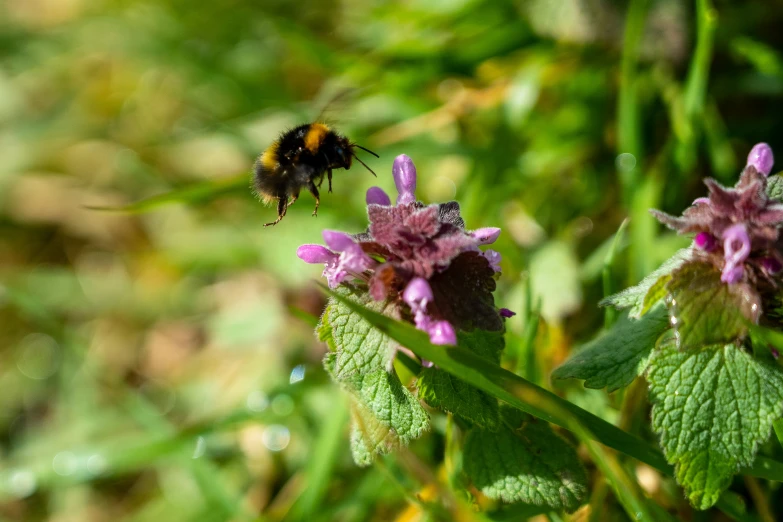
[297, 231, 373, 288]
[403, 278, 456, 346]
[297, 154, 506, 351]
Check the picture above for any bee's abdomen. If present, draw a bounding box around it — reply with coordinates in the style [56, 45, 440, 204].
[253, 147, 286, 204]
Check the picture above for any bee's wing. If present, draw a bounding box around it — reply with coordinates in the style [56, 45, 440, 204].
[312, 84, 366, 124]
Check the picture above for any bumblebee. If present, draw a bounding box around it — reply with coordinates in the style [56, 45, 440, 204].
[253, 122, 378, 226]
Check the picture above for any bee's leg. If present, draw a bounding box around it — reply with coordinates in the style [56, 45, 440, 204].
[308, 182, 321, 217]
[327, 168, 333, 193]
[287, 194, 299, 207]
[316, 172, 325, 189]
[264, 197, 288, 227]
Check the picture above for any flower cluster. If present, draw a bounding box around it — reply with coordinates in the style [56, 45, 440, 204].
[297, 154, 509, 346]
[651, 143, 783, 285]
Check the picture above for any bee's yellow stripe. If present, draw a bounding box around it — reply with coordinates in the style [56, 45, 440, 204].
[304, 123, 330, 154]
[260, 142, 279, 172]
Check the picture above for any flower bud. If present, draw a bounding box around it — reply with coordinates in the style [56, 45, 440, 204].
[472, 227, 501, 245]
[747, 142, 774, 176]
[366, 186, 391, 206]
[499, 308, 516, 318]
[694, 232, 716, 251]
[393, 154, 417, 205]
[402, 277, 433, 310]
[427, 320, 456, 345]
[296, 244, 336, 264]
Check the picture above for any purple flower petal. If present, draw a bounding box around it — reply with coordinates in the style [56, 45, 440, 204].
[482, 249, 502, 272]
[297, 244, 337, 264]
[747, 142, 774, 176]
[472, 227, 501, 245]
[694, 232, 716, 252]
[366, 186, 391, 206]
[322, 230, 356, 252]
[393, 154, 417, 205]
[692, 197, 711, 206]
[722, 224, 751, 266]
[340, 245, 373, 273]
[499, 308, 516, 318]
[721, 264, 744, 284]
[427, 320, 456, 345]
[403, 277, 433, 310]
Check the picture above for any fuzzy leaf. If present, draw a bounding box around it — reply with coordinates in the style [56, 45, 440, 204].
[318, 286, 396, 377]
[667, 261, 761, 351]
[766, 174, 783, 202]
[552, 306, 670, 392]
[641, 274, 672, 316]
[464, 407, 588, 512]
[647, 343, 783, 509]
[601, 248, 691, 318]
[418, 368, 499, 429]
[325, 354, 429, 466]
[417, 330, 504, 429]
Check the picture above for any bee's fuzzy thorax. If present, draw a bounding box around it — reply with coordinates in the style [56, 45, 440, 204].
[304, 122, 331, 154]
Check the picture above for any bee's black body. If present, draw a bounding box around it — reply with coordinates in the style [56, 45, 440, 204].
[253, 122, 363, 227]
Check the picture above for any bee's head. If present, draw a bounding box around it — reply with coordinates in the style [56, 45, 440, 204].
[333, 136, 353, 169]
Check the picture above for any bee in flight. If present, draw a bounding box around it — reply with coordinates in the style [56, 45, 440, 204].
[253, 122, 378, 226]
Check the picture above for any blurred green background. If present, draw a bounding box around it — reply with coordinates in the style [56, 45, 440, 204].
[2, 0, 783, 520]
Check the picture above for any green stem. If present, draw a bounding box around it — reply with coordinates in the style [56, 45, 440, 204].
[516, 283, 541, 382]
[675, 0, 718, 174]
[587, 478, 609, 522]
[683, 0, 717, 119]
[617, 0, 649, 202]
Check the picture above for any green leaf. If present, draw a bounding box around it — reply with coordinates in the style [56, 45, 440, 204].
[641, 274, 671, 316]
[325, 354, 429, 466]
[317, 287, 396, 377]
[766, 173, 783, 201]
[600, 248, 691, 318]
[667, 261, 761, 351]
[319, 287, 428, 465]
[417, 330, 504, 429]
[552, 306, 669, 392]
[418, 368, 499, 429]
[464, 407, 587, 512]
[648, 342, 783, 509]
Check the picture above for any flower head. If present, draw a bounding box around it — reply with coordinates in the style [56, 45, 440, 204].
[298, 154, 508, 347]
[651, 143, 783, 285]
